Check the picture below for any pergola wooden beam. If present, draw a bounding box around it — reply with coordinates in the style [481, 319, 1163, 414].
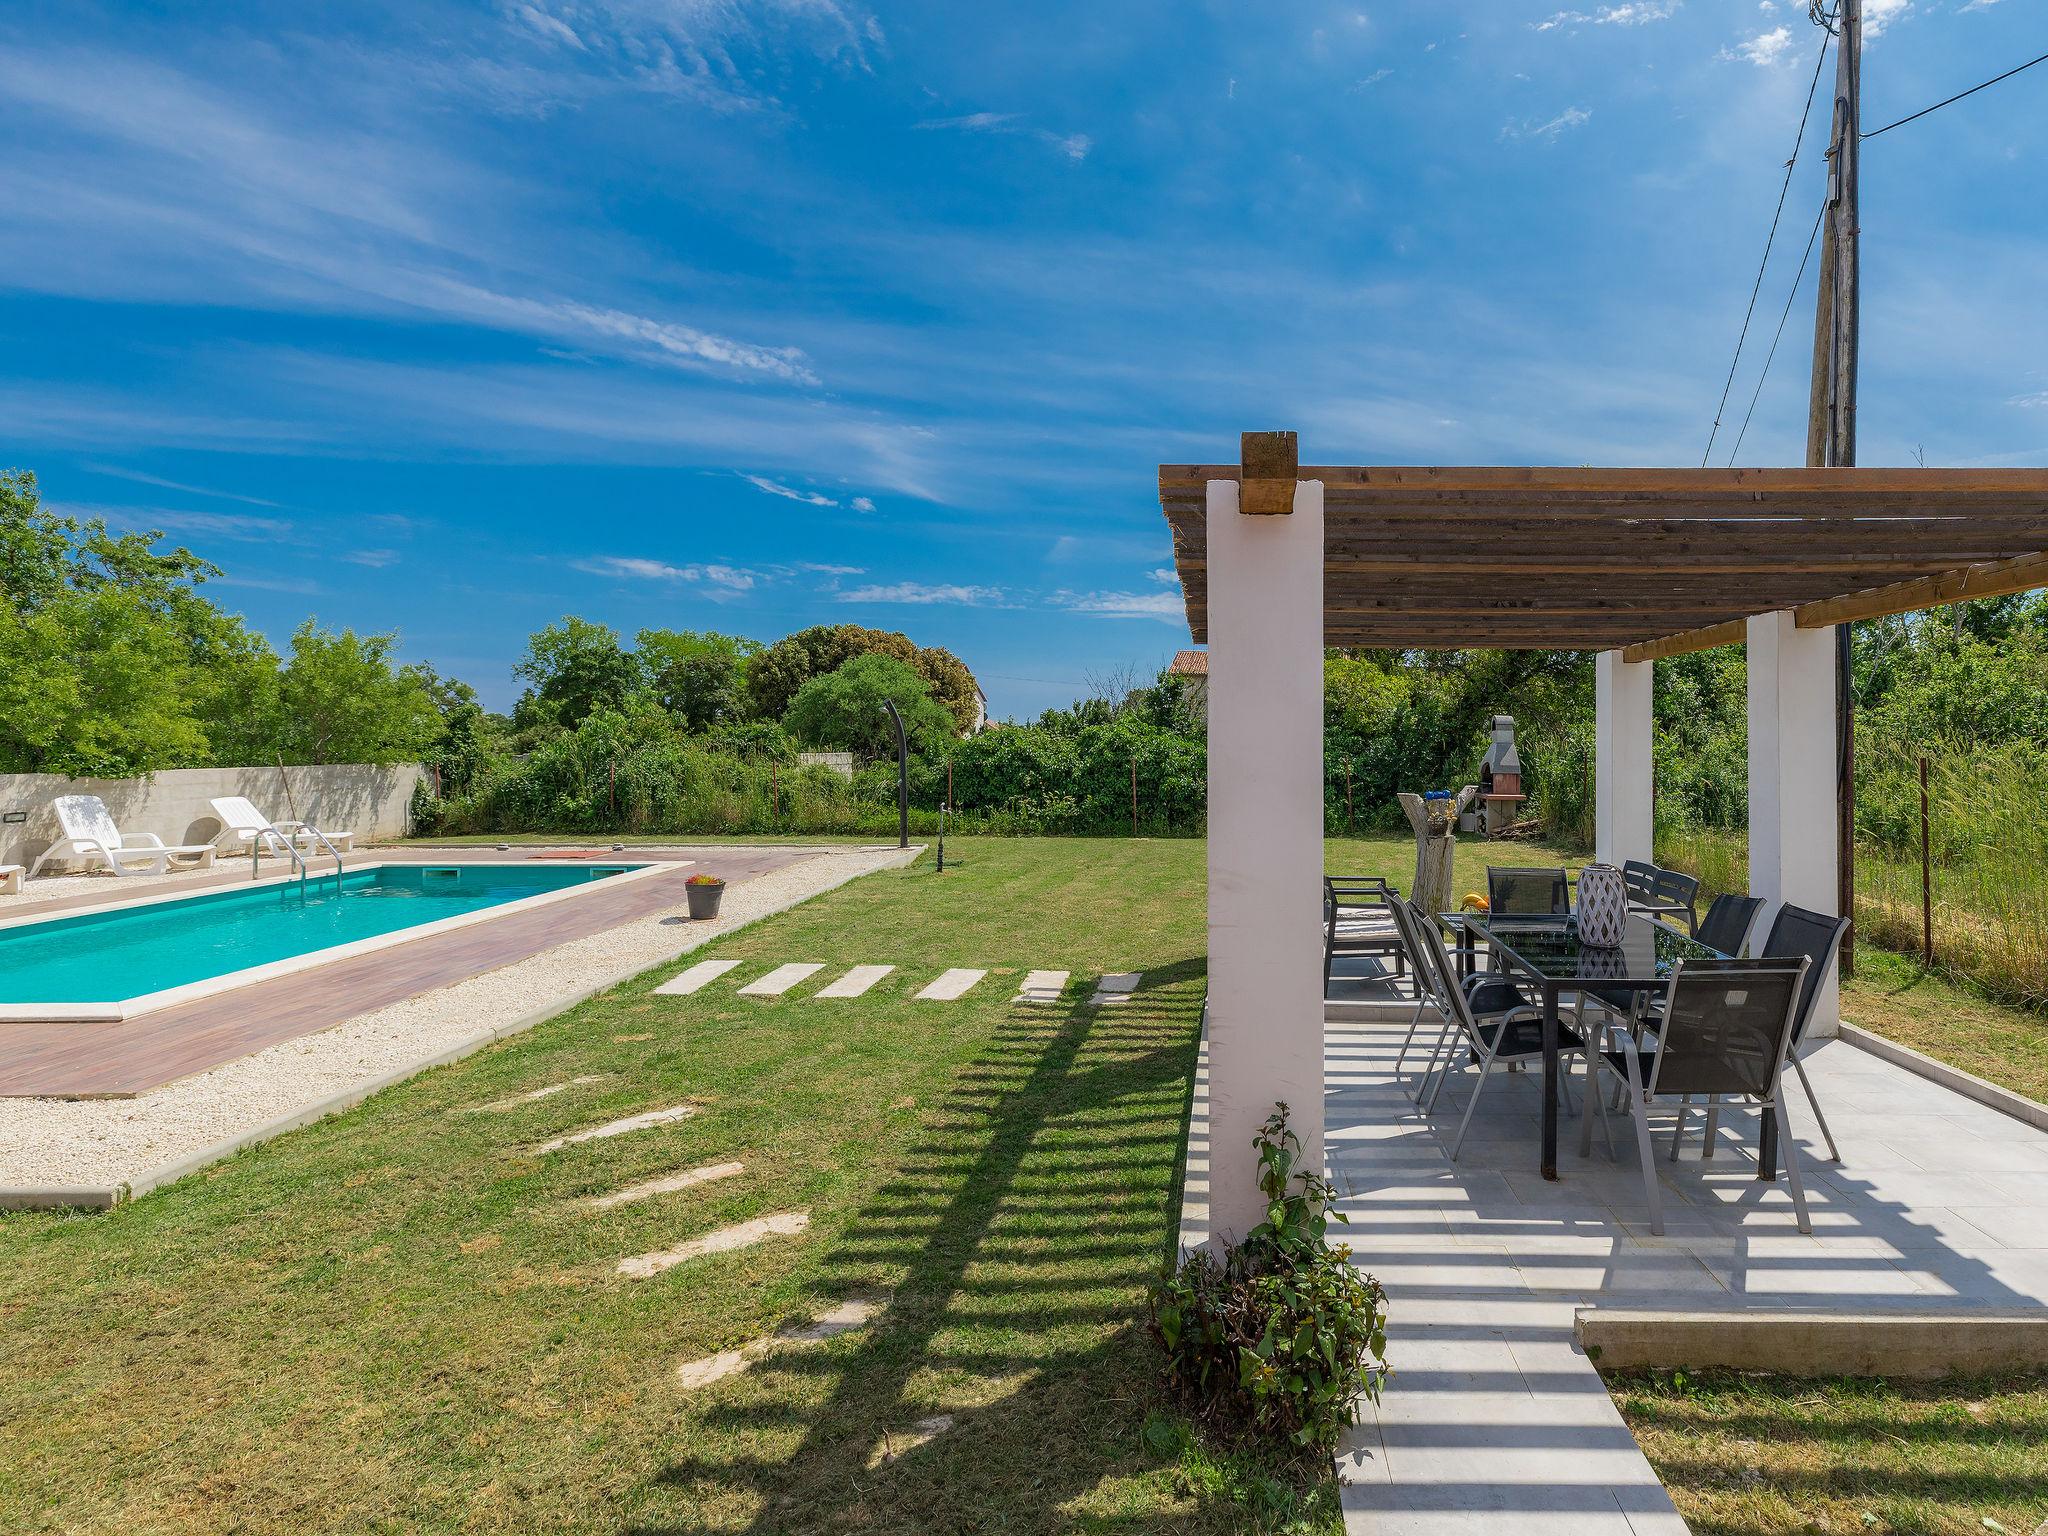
[1792, 549, 2048, 629]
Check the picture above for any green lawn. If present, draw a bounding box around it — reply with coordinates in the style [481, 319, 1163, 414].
[0, 837, 1350, 1535]
[1610, 1369, 2048, 1536]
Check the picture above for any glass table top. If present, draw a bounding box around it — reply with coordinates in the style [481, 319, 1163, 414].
[1441, 910, 1727, 985]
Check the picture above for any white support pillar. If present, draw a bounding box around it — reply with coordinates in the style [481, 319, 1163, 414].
[1594, 650, 1654, 869]
[1204, 476, 1325, 1245]
[1748, 610, 1841, 1035]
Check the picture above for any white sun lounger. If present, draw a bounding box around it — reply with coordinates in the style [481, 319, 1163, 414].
[209, 796, 356, 858]
[28, 795, 220, 878]
[0, 864, 21, 896]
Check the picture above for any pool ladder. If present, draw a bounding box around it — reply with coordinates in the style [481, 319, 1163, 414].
[248, 819, 346, 895]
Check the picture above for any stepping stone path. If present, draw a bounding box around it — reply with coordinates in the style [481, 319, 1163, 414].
[655, 958, 742, 996]
[916, 968, 987, 1001]
[535, 1104, 696, 1154]
[584, 1161, 745, 1211]
[816, 964, 894, 998]
[1016, 970, 1069, 1003]
[738, 963, 824, 997]
[617, 1210, 810, 1279]
[866, 1414, 955, 1469]
[1088, 972, 1141, 1006]
[674, 1296, 884, 1390]
[461, 1075, 604, 1113]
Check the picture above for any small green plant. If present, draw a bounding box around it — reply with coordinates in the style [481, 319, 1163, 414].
[1150, 1104, 1389, 1456]
[684, 873, 724, 887]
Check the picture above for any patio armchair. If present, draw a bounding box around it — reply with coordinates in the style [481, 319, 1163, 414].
[1406, 898, 1590, 1159]
[1486, 865, 1571, 917]
[1645, 868, 1702, 934]
[1324, 875, 1409, 998]
[1579, 957, 1813, 1235]
[1755, 901, 1853, 1162]
[1696, 893, 1765, 958]
[1622, 860, 1658, 901]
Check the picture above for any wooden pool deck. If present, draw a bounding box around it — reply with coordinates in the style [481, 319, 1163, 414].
[0, 847, 809, 1099]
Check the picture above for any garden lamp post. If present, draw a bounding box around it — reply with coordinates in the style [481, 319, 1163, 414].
[881, 699, 909, 849]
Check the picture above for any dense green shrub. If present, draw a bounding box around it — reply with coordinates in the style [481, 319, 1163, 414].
[1150, 1105, 1388, 1456]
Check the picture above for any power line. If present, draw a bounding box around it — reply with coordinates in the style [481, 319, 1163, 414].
[1864, 49, 2048, 139]
[1702, 27, 1834, 467]
[1726, 202, 1827, 465]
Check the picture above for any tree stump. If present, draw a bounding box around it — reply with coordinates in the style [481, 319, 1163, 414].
[1398, 785, 1478, 915]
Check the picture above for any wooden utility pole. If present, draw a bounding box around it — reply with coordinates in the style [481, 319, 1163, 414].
[1808, 0, 1861, 974]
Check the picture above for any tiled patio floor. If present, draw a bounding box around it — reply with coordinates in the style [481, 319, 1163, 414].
[1183, 977, 2048, 1534]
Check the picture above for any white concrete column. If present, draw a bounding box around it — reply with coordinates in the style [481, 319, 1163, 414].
[1747, 610, 1841, 1035]
[1594, 650, 1654, 868]
[1204, 476, 1325, 1245]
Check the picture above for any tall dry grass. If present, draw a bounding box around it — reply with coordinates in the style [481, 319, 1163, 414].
[1653, 741, 2048, 1011]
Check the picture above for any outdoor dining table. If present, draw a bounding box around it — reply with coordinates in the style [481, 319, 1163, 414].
[1438, 910, 1731, 1181]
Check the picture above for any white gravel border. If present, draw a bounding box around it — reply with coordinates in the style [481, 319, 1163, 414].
[0, 844, 921, 1208]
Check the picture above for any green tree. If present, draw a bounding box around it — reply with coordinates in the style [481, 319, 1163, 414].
[274, 622, 442, 765]
[747, 623, 983, 732]
[638, 629, 757, 731]
[783, 654, 955, 758]
[514, 617, 637, 729]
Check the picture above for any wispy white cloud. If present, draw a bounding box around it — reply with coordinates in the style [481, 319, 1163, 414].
[57, 502, 294, 541]
[506, 0, 883, 100]
[1501, 106, 1593, 141]
[850, 495, 876, 513]
[1532, 3, 1680, 31]
[342, 548, 400, 567]
[838, 581, 1006, 606]
[1864, 0, 1913, 36]
[0, 47, 821, 386]
[742, 474, 838, 505]
[1722, 25, 1793, 66]
[572, 555, 759, 594]
[1054, 589, 1185, 621]
[916, 110, 1091, 161]
[81, 464, 283, 507]
[2011, 390, 2048, 409]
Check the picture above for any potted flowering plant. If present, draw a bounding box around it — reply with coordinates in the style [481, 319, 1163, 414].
[684, 873, 726, 920]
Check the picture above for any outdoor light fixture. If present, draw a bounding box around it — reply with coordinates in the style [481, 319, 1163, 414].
[880, 699, 909, 849]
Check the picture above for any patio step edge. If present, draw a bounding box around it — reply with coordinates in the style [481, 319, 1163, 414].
[1576, 1305, 2048, 1379]
[1837, 1020, 2048, 1133]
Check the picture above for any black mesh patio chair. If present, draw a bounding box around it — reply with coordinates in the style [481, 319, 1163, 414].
[1755, 901, 1853, 1162]
[1407, 898, 1590, 1158]
[1579, 956, 1813, 1234]
[1324, 875, 1408, 999]
[1487, 865, 1571, 917]
[1623, 860, 1658, 901]
[1697, 893, 1765, 958]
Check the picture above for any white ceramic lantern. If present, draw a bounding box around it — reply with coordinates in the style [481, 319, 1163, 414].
[1575, 862, 1629, 949]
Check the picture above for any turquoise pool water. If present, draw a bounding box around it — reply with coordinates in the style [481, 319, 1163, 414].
[0, 863, 642, 1005]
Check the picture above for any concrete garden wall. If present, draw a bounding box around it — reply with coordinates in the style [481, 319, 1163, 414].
[0, 764, 425, 870]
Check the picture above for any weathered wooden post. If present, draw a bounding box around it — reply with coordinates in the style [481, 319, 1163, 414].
[1919, 753, 1933, 967]
[1399, 785, 1477, 915]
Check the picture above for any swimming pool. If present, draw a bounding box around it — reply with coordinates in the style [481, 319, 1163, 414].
[0, 862, 655, 1019]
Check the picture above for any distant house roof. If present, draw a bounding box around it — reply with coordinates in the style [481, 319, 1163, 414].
[1167, 649, 1208, 677]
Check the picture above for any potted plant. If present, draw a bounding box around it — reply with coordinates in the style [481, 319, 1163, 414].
[684, 873, 726, 920]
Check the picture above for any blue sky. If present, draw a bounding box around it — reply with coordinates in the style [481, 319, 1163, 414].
[3, 1, 2043, 717]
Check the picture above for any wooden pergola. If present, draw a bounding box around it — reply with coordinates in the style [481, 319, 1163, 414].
[1171, 432, 2048, 1243]
[1161, 437, 2048, 660]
